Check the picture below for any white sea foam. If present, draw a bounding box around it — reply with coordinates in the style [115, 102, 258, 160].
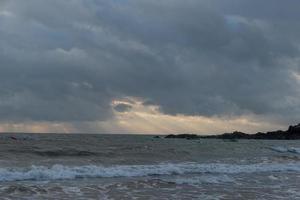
[0, 162, 300, 182]
[170, 175, 235, 185]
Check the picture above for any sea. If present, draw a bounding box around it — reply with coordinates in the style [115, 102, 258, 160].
[0, 134, 299, 200]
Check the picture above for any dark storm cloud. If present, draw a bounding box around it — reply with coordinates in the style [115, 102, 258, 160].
[0, 0, 300, 124]
[213, 0, 300, 21]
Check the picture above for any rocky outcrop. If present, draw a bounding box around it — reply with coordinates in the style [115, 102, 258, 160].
[165, 134, 199, 140]
[165, 123, 300, 140]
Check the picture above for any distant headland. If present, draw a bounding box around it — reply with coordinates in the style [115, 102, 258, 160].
[165, 123, 300, 140]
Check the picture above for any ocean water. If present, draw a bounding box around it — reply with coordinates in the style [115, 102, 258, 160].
[0, 134, 299, 199]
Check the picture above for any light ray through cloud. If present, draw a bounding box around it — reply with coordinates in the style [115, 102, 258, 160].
[0, 0, 299, 133]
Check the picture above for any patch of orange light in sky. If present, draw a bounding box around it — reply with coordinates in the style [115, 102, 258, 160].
[0, 97, 286, 134]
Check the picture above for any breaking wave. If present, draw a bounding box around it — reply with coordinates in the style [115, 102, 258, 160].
[0, 162, 300, 182]
[269, 146, 300, 154]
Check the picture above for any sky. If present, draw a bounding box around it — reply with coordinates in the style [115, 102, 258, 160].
[0, 0, 300, 134]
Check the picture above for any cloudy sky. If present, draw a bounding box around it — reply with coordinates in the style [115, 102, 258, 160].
[0, 0, 300, 134]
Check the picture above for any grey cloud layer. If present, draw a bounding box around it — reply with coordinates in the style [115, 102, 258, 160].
[0, 0, 300, 124]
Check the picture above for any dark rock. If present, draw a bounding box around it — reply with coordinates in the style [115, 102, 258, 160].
[165, 134, 199, 140]
[218, 131, 250, 139]
[206, 123, 300, 140]
[165, 123, 300, 140]
[10, 136, 17, 140]
[223, 138, 238, 142]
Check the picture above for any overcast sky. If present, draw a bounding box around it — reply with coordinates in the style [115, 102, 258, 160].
[0, 0, 300, 134]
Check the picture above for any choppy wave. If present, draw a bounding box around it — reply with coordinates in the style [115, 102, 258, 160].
[168, 175, 235, 185]
[269, 146, 300, 154]
[32, 150, 98, 157]
[0, 162, 300, 182]
[0, 135, 38, 141]
[8, 149, 99, 157]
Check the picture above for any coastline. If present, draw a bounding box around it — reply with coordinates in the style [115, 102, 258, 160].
[165, 123, 300, 140]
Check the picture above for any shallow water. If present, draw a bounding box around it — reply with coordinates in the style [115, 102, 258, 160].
[0, 134, 299, 199]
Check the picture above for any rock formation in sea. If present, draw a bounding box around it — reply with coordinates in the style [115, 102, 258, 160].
[165, 123, 300, 140]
